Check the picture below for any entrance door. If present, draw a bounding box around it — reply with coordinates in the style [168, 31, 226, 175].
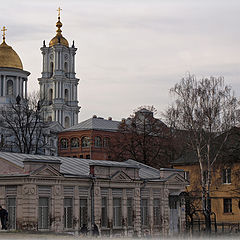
[38, 197, 49, 230]
[7, 197, 16, 230]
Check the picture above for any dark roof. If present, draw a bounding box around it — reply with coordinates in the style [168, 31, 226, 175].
[0, 152, 166, 180]
[62, 117, 120, 132]
[172, 151, 198, 165]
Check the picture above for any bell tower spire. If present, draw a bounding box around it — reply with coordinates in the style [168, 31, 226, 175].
[38, 9, 80, 128]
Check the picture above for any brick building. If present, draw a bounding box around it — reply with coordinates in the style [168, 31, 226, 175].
[58, 115, 120, 160]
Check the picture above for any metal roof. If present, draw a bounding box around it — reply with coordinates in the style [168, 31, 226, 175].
[62, 117, 120, 132]
[0, 152, 163, 179]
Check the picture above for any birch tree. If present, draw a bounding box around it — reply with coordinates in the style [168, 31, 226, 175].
[164, 74, 239, 232]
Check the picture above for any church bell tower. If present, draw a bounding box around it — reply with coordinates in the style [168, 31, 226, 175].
[38, 8, 80, 128]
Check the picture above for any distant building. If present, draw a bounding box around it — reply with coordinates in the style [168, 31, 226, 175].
[0, 151, 187, 236]
[58, 115, 120, 160]
[0, 27, 62, 156]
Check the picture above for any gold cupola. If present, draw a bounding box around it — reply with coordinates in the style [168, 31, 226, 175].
[49, 7, 69, 47]
[0, 26, 23, 70]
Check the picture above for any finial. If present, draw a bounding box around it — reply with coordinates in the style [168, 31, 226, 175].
[43, 40, 46, 47]
[1, 26, 7, 43]
[72, 40, 75, 48]
[57, 7, 62, 19]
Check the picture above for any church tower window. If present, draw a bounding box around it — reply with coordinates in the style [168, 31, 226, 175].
[64, 62, 68, 77]
[64, 89, 69, 102]
[65, 116, 70, 128]
[50, 62, 54, 78]
[49, 89, 53, 103]
[7, 80, 13, 95]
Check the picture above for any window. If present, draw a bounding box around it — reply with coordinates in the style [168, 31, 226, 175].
[65, 116, 70, 129]
[94, 136, 102, 148]
[113, 198, 122, 227]
[38, 197, 49, 229]
[153, 198, 161, 225]
[141, 199, 148, 226]
[70, 137, 79, 148]
[127, 198, 133, 227]
[64, 89, 69, 102]
[7, 198, 16, 230]
[224, 198, 232, 213]
[79, 155, 83, 158]
[80, 199, 88, 228]
[7, 80, 13, 95]
[64, 198, 73, 229]
[47, 116, 52, 122]
[64, 62, 68, 77]
[60, 138, 68, 149]
[81, 137, 91, 147]
[223, 168, 231, 184]
[49, 89, 53, 102]
[86, 154, 90, 159]
[103, 137, 110, 148]
[101, 197, 108, 227]
[184, 171, 190, 182]
[50, 62, 54, 77]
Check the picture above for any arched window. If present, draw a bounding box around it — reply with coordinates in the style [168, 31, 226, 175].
[7, 80, 13, 95]
[47, 116, 52, 122]
[64, 62, 68, 77]
[103, 137, 110, 148]
[94, 136, 102, 148]
[49, 89, 53, 103]
[50, 62, 54, 77]
[64, 89, 69, 102]
[81, 136, 90, 147]
[70, 137, 79, 148]
[60, 138, 68, 149]
[65, 116, 70, 128]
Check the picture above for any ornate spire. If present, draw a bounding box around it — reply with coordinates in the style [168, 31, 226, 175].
[1, 26, 7, 43]
[56, 7, 63, 37]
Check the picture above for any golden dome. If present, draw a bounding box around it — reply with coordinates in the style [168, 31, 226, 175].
[49, 16, 69, 47]
[0, 40, 23, 70]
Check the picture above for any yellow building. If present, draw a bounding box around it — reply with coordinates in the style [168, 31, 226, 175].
[173, 151, 240, 232]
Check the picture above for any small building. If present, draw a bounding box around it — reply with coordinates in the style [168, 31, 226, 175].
[58, 116, 120, 160]
[0, 152, 187, 236]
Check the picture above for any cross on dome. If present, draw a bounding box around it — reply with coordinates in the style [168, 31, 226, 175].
[1, 26, 7, 42]
[57, 7, 62, 18]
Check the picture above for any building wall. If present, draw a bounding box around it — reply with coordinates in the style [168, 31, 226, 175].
[58, 129, 120, 160]
[174, 163, 240, 223]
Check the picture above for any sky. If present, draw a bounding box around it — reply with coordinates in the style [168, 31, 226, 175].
[1, 0, 240, 121]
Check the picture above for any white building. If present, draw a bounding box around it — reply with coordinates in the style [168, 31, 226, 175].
[38, 12, 80, 128]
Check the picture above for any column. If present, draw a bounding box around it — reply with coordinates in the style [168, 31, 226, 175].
[3, 75, 6, 96]
[25, 80, 28, 98]
[54, 82, 56, 99]
[16, 77, 19, 96]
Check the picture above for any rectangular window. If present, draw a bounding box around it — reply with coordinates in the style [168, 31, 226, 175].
[80, 198, 88, 228]
[101, 197, 108, 227]
[153, 198, 161, 225]
[64, 198, 73, 229]
[113, 198, 122, 227]
[223, 168, 231, 184]
[141, 199, 148, 226]
[127, 198, 133, 227]
[7, 197, 16, 230]
[224, 198, 232, 213]
[38, 197, 49, 229]
[184, 171, 190, 183]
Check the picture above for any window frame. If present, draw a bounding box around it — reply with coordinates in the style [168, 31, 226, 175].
[141, 198, 149, 227]
[113, 197, 122, 228]
[101, 197, 108, 228]
[222, 168, 231, 184]
[94, 136, 102, 148]
[60, 138, 69, 149]
[64, 197, 73, 229]
[81, 136, 91, 148]
[153, 198, 161, 226]
[79, 198, 88, 228]
[70, 137, 80, 149]
[223, 198, 232, 213]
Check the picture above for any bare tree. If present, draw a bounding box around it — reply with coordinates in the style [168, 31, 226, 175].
[111, 106, 172, 168]
[164, 74, 239, 232]
[0, 92, 47, 154]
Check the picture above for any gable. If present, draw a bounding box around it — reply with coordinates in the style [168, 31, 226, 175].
[110, 170, 133, 181]
[30, 164, 62, 177]
[165, 173, 188, 184]
[0, 157, 23, 175]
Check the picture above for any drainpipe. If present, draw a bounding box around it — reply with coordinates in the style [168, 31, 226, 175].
[90, 166, 95, 234]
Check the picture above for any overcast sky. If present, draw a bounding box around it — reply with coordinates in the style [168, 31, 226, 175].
[1, 0, 240, 121]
